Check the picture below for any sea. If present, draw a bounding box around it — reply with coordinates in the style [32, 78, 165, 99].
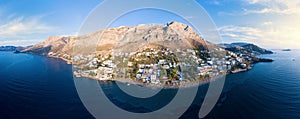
[0, 49, 299, 119]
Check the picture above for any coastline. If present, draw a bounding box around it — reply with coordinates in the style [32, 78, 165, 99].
[74, 73, 227, 89]
[74, 70, 233, 89]
[16, 51, 74, 65]
[0, 49, 271, 89]
[48, 55, 72, 64]
[21, 52, 268, 89]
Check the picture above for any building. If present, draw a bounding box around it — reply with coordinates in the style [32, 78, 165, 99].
[128, 62, 133, 67]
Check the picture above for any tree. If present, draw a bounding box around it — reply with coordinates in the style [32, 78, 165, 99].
[89, 71, 97, 76]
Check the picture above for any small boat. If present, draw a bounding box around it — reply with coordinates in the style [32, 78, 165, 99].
[292, 58, 295, 61]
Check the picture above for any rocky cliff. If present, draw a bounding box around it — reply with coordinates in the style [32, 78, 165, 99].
[22, 22, 218, 62]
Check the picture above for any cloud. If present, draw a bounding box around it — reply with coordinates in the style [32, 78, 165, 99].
[218, 24, 300, 49]
[213, 0, 300, 49]
[243, 0, 300, 15]
[218, 7, 275, 16]
[0, 15, 57, 46]
[242, 8, 272, 14]
[245, 0, 271, 4]
[218, 25, 263, 42]
[219, 1, 300, 16]
[0, 16, 55, 36]
[262, 21, 273, 26]
[0, 39, 42, 46]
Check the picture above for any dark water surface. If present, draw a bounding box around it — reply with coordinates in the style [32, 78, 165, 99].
[0, 52, 93, 119]
[0, 50, 300, 119]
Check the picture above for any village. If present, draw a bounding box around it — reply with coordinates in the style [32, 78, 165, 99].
[74, 47, 252, 86]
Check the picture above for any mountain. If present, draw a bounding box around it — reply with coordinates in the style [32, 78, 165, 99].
[0, 46, 26, 52]
[22, 22, 217, 62]
[0, 46, 17, 51]
[22, 36, 76, 56]
[219, 42, 273, 55]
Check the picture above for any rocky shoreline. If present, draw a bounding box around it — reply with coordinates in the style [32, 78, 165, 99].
[74, 71, 228, 89]
[74, 66, 255, 89]
[75, 66, 258, 89]
[21, 49, 273, 89]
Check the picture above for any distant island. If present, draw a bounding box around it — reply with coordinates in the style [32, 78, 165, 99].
[282, 49, 291, 51]
[16, 22, 273, 88]
[219, 43, 273, 55]
[0, 46, 27, 53]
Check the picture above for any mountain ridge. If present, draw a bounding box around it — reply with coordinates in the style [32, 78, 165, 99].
[21, 22, 272, 64]
[21, 22, 216, 62]
[219, 42, 273, 55]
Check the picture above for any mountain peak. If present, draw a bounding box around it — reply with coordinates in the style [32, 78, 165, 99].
[22, 22, 213, 61]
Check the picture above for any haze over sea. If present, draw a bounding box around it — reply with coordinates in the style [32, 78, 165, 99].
[0, 49, 299, 119]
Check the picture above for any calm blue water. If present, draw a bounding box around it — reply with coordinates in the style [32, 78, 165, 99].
[0, 52, 93, 119]
[0, 50, 299, 119]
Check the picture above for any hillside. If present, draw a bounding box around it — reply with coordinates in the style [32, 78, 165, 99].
[22, 22, 217, 62]
[219, 42, 273, 55]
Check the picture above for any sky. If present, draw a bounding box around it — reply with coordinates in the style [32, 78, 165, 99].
[0, 0, 299, 49]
